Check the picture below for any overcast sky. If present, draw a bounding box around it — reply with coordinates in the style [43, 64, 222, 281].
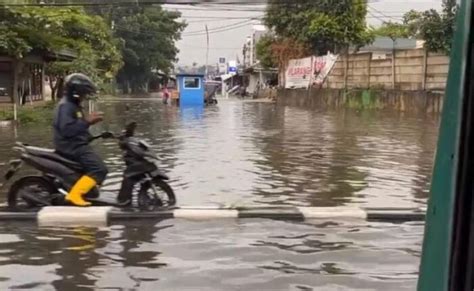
[165, 0, 443, 66]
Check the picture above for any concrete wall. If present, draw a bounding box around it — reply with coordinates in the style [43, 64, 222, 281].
[277, 88, 444, 114]
[324, 49, 449, 91]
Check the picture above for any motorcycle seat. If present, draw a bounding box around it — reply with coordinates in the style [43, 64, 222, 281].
[24, 146, 83, 171]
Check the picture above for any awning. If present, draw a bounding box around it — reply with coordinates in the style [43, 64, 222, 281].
[221, 73, 237, 81]
[43, 48, 77, 62]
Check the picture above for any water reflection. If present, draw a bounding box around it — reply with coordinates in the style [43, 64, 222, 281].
[0, 219, 422, 290]
[0, 99, 438, 209]
[0, 220, 168, 289]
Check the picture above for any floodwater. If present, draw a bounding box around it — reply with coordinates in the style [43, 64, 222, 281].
[0, 98, 439, 290]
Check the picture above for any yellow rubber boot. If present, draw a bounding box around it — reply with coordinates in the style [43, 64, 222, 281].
[65, 175, 96, 207]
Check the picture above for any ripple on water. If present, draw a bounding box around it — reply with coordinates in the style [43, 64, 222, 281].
[0, 100, 438, 208]
[0, 99, 435, 289]
[0, 219, 421, 290]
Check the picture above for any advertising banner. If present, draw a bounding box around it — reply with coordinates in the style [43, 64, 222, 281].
[285, 56, 313, 89]
[285, 54, 339, 88]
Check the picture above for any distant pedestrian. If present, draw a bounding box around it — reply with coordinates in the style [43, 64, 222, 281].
[162, 86, 170, 104]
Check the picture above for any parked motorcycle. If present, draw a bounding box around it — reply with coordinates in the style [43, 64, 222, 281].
[3, 122, 176, 211]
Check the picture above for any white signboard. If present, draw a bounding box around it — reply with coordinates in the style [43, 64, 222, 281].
[312, 53, 338, 86]
[284, 54, 339, 89]
[219, 63, 227, 74]
[218, 57, 227, 74]
[285, 57, 313, 89]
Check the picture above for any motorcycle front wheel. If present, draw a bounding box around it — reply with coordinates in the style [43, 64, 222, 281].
[137, 179, 176, 211]
[7, 176, 57, 210]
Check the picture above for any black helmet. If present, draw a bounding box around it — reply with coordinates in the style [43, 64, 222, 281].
[64, 73, 97, 98]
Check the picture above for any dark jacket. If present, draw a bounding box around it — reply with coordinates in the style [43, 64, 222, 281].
[53, 95, 92, 154]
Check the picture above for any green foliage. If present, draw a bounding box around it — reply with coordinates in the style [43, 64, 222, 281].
[91, 6, 186, 93]
[1, 4, 184, 96]
[375, 0, 458, 54]
[256, 35, 277, 69]
[403, 10, 424, 37]
[372, 21, 410, 40]
[0, 7, 123, 98]
[0, 103, 54, 124]
[412, 0, 457, 54]
[264, 0, 372, 54]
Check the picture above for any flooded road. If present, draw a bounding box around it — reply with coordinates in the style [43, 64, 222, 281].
[0, 219, 423, 290]
[0, 99, 439, 208]
[0, 99, 439, 289]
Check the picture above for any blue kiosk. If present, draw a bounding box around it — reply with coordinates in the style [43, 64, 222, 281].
[176, 73, 205, 106]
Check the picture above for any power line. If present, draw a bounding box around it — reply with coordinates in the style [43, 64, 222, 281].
[185, 17, 258, 23]
[0, 0, 352, 9]
[0, 0, 270, 6]
[180, 44, 242, 50]
[2, 0, 417, 5]
[111, 17, 255, 38]
[183, 19, 253, 34]
[167, 5, 266, 12]
[368, 5, 406, 22]
[179, 15, 260, 19]
[183, 21, 255, 36]
[0, 0, 428, 17]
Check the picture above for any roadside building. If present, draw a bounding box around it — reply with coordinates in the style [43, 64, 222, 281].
[0, 49, 75, 104]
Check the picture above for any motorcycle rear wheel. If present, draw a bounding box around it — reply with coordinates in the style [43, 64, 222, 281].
[7, 176, 57, 210]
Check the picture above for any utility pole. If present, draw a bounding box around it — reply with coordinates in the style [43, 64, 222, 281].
[205, 25, 209, 79]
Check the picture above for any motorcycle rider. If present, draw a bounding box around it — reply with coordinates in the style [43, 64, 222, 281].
[53, 73, 108, 206]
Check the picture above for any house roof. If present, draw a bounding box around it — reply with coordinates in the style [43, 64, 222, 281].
[43, 48, 77, 62]
[358, 37, 418, 52]
[221, 73, 237, 81]
[243, 61, 278, 74]
[176, 73, 205, 77]
[1, 48, 77, 62]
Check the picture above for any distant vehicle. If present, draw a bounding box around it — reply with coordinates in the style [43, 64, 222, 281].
[204, 81, 220, 105]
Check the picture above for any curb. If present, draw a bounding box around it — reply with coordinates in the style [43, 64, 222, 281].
[0, 206, 426, 226]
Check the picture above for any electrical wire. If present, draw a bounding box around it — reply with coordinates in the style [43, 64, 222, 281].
[0, 0, 387, 8]
[182, 18, 254, 34]
[185, 17, 259, 23]
[180, 44, 242, 50]
[183, 21, 255, 36]
[368, 5, 406, 22]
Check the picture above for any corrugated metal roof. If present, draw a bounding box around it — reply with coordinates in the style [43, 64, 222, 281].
[359, 37, 418, 52]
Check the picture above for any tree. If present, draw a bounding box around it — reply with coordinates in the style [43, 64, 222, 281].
[44, 8, 122, 99]
[255, 35, 310, 85]
[402, 0, 457, 53]
[370, 0, 457, 54]
[91, 6, 186, 93]
[403, 10, 424, 37]
[264, 0, 373, 55]
[0, 7, 122, 99]
[256, 35, 277, 69]
[372, 21, 410, 40]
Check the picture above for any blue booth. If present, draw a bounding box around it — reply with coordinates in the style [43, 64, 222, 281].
[176, 73, 205, 106]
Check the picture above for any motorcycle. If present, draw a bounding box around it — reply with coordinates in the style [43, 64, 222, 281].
[3, 122, 176, 211]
